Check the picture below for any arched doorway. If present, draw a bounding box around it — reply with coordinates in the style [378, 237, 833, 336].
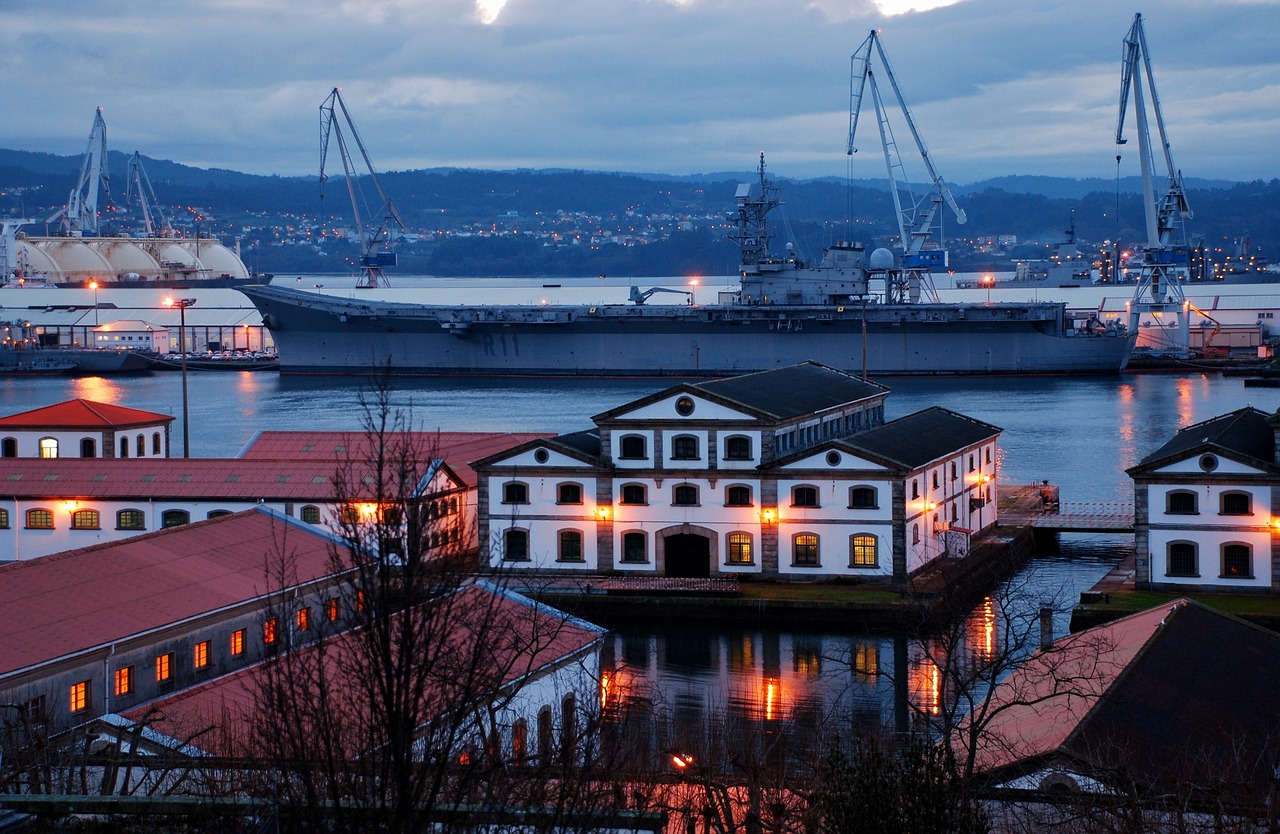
[664, 533, 711, 578]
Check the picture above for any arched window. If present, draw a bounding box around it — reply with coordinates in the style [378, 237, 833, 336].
[622, 531, 648, 563]
[136, 434, 145, 457]
[850, 534, 878, 567]
[39, 437, 58, 459]
[504, 529, 529, 561]
[300, 505, 322, 524]
[207, 510, 232, 519]
[725, 485, 752, 506]
[724, 435, 752, 461]
[1221, 544, 1252, 578]
[80, 438, 96, 458]
[502, 481, 529, 504]
[117, 509, 146, 530]
[161, 509, 190, 528]
[932, 470, 940, 489]
[950, 462, 958, 481]
[1166, 490, 1197, 514]
[912, 523, 920, 545]
[512, 719, 529, 766]
[537, 706, 554, 763]
[1167, 542, 1198, 577]
[619, 435, 647, 460]
[672, 484, 699, 506]
[71, 509, 100, 530]
[911, 479, 919, 500]
[119, 437, 128, 458]
[620, 483, 647, 505]
[791, 486, 819, 507]
[671, 435, 699, 460]
[558, 529, 584, 562]
[849, 486, 877, 509]
[556, 482, 583, 505]
[726, 532, 753, 565]
[1220, 491, 1252, 516]
[1, 437, 15, 457]
[26, 508, 54, 529]
[561, 693, 577, 760]
[968, 454, 975, 472]
[152, 432, 162, 455]
[792, 533, 820, 566]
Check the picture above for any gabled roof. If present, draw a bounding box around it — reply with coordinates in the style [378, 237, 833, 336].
[971, 599, 1280, 790]
[470, 429, 605, 470]
[834, 407, 1001, 470]
[591, 362, 888, 424]
[0, 508, 344, 678]
[238, 430, 552, 487]
[1127, 407, 1279, 475]
[0, 398, 174, 429]
[121, 583, 606, 757]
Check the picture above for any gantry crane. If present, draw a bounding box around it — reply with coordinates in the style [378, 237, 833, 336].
[1116, 12, 1193, 352]
[848, 29, 967, 303]
[126, 151, 172, 238]
[47, 108, 112, 236]
[319, 88, 405, 288]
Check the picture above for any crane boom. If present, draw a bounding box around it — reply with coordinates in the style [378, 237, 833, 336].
[126, 151, 172, 238]
[319, 88, 406, 288]
[49, 108, 111, 235]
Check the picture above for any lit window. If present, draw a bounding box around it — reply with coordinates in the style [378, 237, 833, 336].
[557, 483, 583, 505]
[792, 486, 819, 508]
[725, 485, 752, 506]
[263, 618, 278, 645]
[71, 510, 100, 530]
[1221, 492, 1252, 516]
[673, 484, 698, 506]
[671, 435, 699, 460]
[620, 484, 647, 505]
[727, 532, 753, 565]
[155, 653, 172, 682]
[724, 436, 752, 461]
[793, 534, 820, 567]
[0, 509, 8, 529]
[69, 681, 89, 713]
[326, 598, 340, 621]
[230, 629, 245, 656]
[300, 505, 322, 524]
[161, 509, 190, 528]
[117, 509, 146, 530]
[39, 437, 58, 459]
[194, 640, 210, 669]
[296, 607, 310, 631]
[619, 435, 646, 459]
[504, 529, 529, 561]
[512, 719, 528, 766]
[622, 531, 647, 563]
[503, 482, 529, 504]
[25, 508, 53, 529]
[849, 486, 877, 509]
[1222, 544, 1252, 578]
[558, 530, 584, 562]
[340, 505, 360, 524]
[113, 667, 133, 697]
[850, 534, 878, 567]
[854, 643, 878, 676]
[1167, 542, 1198, 577]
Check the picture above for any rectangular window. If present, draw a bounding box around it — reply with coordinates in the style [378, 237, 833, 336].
[326, 598, 340, 621]
[69, 681, 89, 713]
[194, 640, 210, 669]
[113, 666, 133, 697]
[263, 618, 278, 645]
[230, 629, 245, 656]
[156, 653, 173, 682]
[727, 532, 753, 565]
[793, 534, 820, 567]
[854, 642, 879, 677]
[1167, 543, 1198, 577]
[850, 534, 878, 567]
[26, 509, 54, 529]
[558, 530, 584, 562]
[622, 532, 647, 563]
[296, 607, 310, 631]
[556, 483, 583, 504]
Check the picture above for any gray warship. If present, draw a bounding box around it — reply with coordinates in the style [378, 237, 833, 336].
[241, 156, 1134, 378]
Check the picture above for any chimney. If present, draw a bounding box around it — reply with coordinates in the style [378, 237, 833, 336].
[1039, 604, 1054, 649]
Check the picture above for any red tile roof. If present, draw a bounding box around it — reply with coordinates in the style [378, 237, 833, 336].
[0, 398, 174, 429]
[0, 508, 343, 677]
[238, 431, 551, 487]
[123, 583, 605, 757]
[0, 457, 461, 501]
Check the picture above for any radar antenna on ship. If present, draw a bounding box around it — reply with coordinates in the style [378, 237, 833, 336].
[319, 88, 406, 288]
[1116, 12, 1193, 354]
[848, 30, 967, 304]
[46, 108, 112, 236]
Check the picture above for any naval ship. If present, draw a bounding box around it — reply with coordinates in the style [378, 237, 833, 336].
[241, 157, 1135, 378]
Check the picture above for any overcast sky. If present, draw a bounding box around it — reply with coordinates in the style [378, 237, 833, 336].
[3, 0, 1277, 184]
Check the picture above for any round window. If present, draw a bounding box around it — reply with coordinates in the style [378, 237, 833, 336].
[826, 451, 841, 466]
[1198, 453, 1218, 473]
[533, 448, 550, 464]
[675, 396, 695, 416]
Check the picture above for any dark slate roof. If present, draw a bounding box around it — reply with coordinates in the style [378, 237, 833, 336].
[1129, 406, 1279, 474]
[691, 362, 889, 420]
[841, 407, 1001, 469]
[553, 429, 602, 459]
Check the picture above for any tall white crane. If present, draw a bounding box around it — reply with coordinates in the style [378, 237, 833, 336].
[48, 108, 111, 236]
[848, 29, 966, 302]
[319, 88, 405, 288]
[1116, 12, 1192, 352]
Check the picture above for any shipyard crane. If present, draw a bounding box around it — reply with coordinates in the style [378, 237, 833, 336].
[47, 108, 112, 236]
[319, 88, 405, 288]
[1116, 12, 1192, 352]
[848, 29, 966, 303]
[125, 151, 172, 238]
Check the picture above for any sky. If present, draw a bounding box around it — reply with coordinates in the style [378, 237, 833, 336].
[3, 0, 1278, 185]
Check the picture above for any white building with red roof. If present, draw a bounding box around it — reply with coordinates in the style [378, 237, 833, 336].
[0, 398, 173, 459]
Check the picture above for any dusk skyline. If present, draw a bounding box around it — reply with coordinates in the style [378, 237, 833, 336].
[3, 0, 1278, 184]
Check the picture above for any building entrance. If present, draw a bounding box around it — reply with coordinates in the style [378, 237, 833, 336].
[664, 533, 711, 578]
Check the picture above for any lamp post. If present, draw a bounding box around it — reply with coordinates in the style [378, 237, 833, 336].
[88, 280, 99, 327]
[164, 297, 196, 458]
[983, 274, 993, 304]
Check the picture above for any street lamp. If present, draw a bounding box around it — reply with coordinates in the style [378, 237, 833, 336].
[88, 280, 99, 327]
[164, 297, 197, 458]
[983, 275, 993, 304]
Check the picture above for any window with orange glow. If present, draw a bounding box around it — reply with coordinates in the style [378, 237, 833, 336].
[39, 437, 58, 459]
[69, 681, 89, 713]
[263, 618, 278, 645]
[71, 509, 100, 529]
[156, 653, 172, 682]
[850, 534, 878, 567]
[340, 505, 359, 524]
[193, 640, 210, 669]
[727, 532, 753, 565]
[230, 629, 245, 656]
[512, 719, 528, 765]
[296, 607, 310, 631]
[854, 642, 878, 676]
[326, 598, 340, 621]
[25, 508, 53, 529]
[113, 667, 133, 697]
[792, 533, 819, 566]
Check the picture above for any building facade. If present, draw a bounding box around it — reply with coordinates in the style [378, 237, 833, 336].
[0, 398, 173, 460]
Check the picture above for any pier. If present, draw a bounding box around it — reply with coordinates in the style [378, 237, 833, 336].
[999, 484, 1134, 534]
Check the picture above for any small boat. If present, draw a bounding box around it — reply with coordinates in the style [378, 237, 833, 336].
[0, 356, 79, 375]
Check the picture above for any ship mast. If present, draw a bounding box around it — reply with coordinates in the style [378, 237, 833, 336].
[727, 152, 780, 276]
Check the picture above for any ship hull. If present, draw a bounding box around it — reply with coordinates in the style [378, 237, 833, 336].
[243, 285, 1133, 377]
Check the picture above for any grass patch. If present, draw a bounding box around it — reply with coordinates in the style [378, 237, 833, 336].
[1086, 590, 1280, 618]
[738, 583, 905, 605]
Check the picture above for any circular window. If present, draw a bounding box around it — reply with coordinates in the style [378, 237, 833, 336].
[826, 451, 841, 466]
[1198, 453, 1218, 473]
[675, 396, 695, 416]
[533, 448, 550, 464]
